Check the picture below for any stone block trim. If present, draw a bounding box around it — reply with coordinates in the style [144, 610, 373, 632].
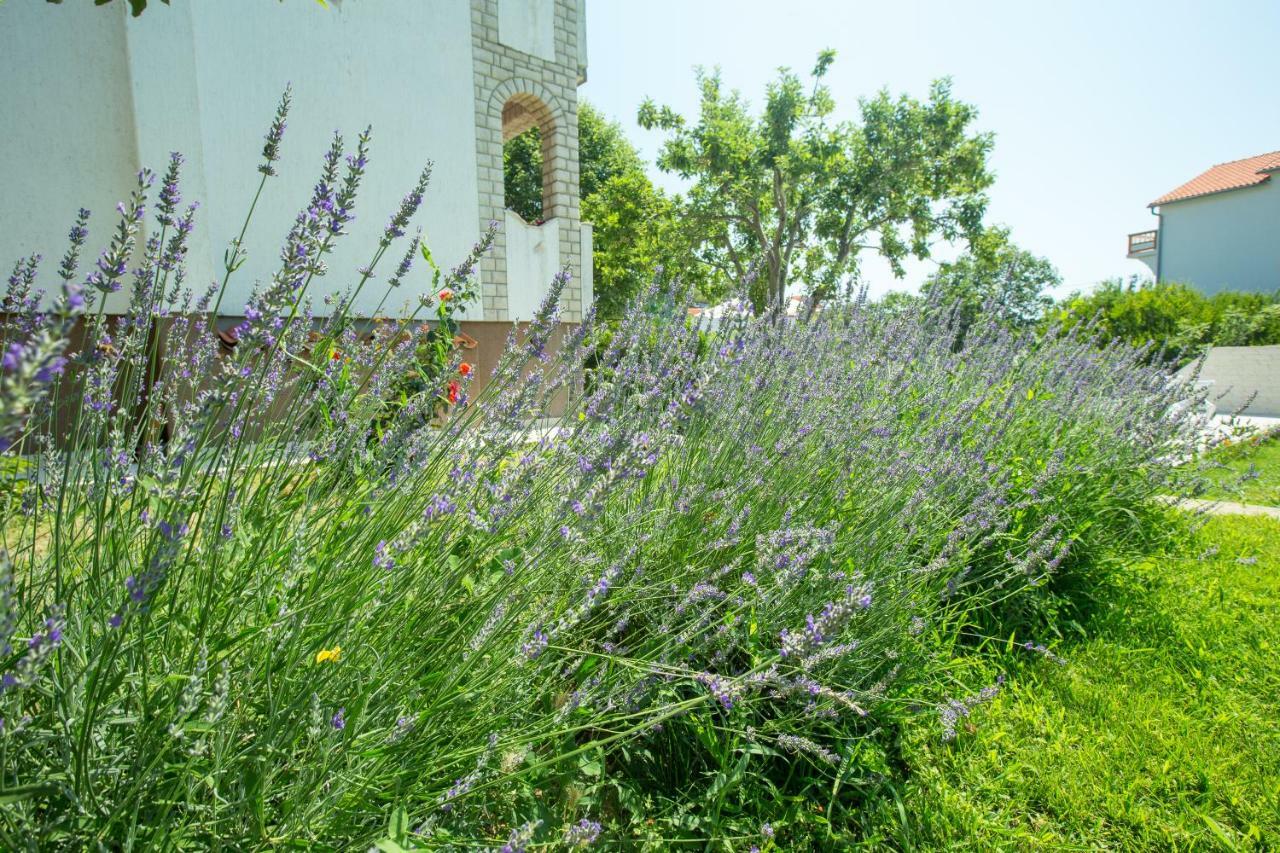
[471, 0, 586, 322]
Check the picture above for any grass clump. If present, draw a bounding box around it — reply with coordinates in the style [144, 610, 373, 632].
[856, 515, 1280, 849]
[0, 97, 1214, 848]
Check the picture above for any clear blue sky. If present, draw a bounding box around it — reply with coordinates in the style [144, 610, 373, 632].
[579, 0, 1280, 298]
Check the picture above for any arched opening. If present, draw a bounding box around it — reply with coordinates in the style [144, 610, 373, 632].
[501, 93, 555, 225]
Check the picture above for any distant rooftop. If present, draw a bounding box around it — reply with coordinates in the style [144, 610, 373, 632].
[1151, 149, 1280, 207]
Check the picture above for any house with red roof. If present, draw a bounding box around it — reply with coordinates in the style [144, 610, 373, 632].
[1127, 150, 1280, 294]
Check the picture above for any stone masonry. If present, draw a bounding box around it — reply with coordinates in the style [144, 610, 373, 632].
[470, 0, 587, 322]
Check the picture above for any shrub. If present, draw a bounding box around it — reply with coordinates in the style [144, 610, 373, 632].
[0, 100, 1207, 848]
[1054, 278, 1280, 364]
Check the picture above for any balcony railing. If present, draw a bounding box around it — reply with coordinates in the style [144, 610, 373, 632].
[1127, 230, 1157, 256]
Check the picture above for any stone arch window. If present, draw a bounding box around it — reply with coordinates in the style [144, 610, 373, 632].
[479, 76, 583, 321]
[501, 91, 557, 225]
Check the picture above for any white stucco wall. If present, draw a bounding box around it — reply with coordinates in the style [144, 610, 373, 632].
[0, 1, 483, 319]
[504, 209, 560, 319]
[0, 3, 141, 314]
[1157, 180, 1280, 295]
[498, 0, 555, 62]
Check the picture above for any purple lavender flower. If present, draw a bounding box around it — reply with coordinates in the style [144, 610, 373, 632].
[501, 820, 542, 853]
[381, 165, 432, 247]
[563, 818, 602, 847]
[521, 627, 548, 660]
[373, 540, 395, 571]
[259, 86, 292, 176]
[156, 152, 184, 226]
[57, 208, 91, 287]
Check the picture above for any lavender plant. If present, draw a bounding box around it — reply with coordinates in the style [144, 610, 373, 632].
[0, 95, 1208, 848]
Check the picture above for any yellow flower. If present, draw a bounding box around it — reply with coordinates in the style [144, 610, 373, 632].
[315, 645, 342, 664]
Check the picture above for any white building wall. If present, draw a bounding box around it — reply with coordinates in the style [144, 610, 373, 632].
[498, 0, 556, 62]
[1158, 180, 1280, 295]
[0, 1, 483, 319]
[504, 209, 560, 319]
[0, 3, 142, 315]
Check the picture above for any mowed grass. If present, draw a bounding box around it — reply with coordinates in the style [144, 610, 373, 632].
[1201, 433, 1280, 507]
[857, 515, 1280, 849]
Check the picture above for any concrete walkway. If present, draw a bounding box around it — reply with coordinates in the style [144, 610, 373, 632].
[1160, 496, 1280, 519]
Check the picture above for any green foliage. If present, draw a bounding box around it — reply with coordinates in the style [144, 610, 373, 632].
[639, 53, 994, 311]
[854, 515, 1280, 849]
[1054, 278, 1280, 364]
[921, 227, 1060, 342]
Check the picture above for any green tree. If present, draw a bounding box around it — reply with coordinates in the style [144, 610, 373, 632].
[922, 227, 1060, 338]
[581, 171, 694, 318]
[638, 51, 994, 311]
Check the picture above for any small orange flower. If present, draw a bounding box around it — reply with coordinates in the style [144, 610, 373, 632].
[459, 362, 473, 377]
[447, 381, 461, 404]
[438, 287, 454, 302]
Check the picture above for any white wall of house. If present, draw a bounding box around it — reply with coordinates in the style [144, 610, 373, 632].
[0, 4, 146, 316]
[1157, 180, 1280, 295]
[0, 0, 485, 319]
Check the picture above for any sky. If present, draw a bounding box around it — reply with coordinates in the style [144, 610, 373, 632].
[579, 0, 1280, 299]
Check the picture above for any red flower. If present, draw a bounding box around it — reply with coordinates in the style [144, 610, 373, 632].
[459, 362, 472, 377]
[447, 380, 460, 404]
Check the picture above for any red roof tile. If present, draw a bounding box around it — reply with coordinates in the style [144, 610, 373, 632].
[1151, 150, 1280, 206]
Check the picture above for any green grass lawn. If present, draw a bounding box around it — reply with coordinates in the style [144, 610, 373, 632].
[1200, 433, 1280, 507]
[857, 515, 1280, 849]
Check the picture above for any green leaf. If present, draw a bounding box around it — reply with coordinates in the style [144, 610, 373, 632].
[373, 840, 410, 853]
[0, 782, 60, 804]
[1199, 813, 1239, 851]
[386, 806, 409, 841]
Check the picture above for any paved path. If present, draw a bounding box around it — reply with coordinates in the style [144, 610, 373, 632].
[1160, 496, 1280, 519]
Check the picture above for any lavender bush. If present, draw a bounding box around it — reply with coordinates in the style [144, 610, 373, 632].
[0, 96, 1208, 848]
